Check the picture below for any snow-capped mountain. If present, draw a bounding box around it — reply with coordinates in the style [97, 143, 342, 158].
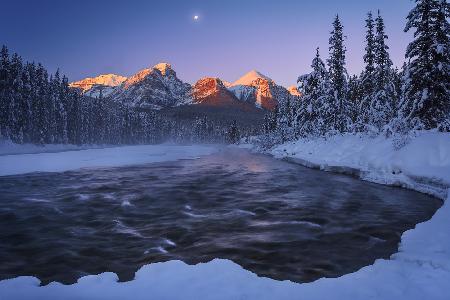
[227, 70, 291, 110]
[111, 63, 192, 109]
[70, 65, 293, 112]
[232, 70, 273, 86]
[69, 74, 127, 93]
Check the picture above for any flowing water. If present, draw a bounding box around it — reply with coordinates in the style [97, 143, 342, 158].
[0, 148, 442, 285]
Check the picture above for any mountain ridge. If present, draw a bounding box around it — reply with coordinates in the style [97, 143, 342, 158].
[70, 63, 297, 111]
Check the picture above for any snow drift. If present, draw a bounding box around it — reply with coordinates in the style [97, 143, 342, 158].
[271, 131, 450, 199]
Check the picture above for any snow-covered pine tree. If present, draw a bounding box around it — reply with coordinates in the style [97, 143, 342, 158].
[328, 15, 349, 133]
[347, 74, 362, 125]
[357, 12, 377, 129]
[362, 12, 376, 98]
[9, 53, 24, 143]
[0, 45, 10, 139]
[369, 11, 397, 132]
[49, 70, 61, 143]
[297, 47, 333, 136]
[432, 0, 450, 131]
[374, 11, 393, 91]
[400, 0, 450, 130]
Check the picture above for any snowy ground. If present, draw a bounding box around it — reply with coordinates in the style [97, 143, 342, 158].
[271, 131, 450, 199]
[0, 136, 449, 299]
[0, 140, 111, 156]
[0, 144, 220, 176]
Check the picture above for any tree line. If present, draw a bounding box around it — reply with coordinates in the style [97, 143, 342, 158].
[265, 0, 449, 146]
[0, 47, 246, 145]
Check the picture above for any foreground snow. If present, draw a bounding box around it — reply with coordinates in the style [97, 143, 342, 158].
[0, 190, 448, 300]
[0, 144, 219, 176]
[271, 131, 450, 199]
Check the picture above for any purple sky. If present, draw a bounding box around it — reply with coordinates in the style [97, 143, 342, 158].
[0, 0, 414, 87]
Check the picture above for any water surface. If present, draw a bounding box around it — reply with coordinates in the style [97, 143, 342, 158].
[0, 148, 442, 284]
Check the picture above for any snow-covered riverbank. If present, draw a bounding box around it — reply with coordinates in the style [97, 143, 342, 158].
[0, 144, 220, 176]
[271, 131, 450, 200]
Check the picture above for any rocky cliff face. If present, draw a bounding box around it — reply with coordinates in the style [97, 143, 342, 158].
[191, 77, 240, 106]
[111, 63, 192, 109]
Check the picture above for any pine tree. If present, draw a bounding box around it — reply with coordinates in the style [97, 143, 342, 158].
[9, 53, 24, 143]
[368, 11, 397, 131]
[432, 0, 450, 130]
[297, 48, 333, 136]
[347, 74, 362, 125]
[362, 12, 376, 96]
[374, 11, 393, 90]
[0, 45, 10, 139]
[400, 0, 450, 130]
[226, 120, 240, 144]
[328, 15, 349, 133]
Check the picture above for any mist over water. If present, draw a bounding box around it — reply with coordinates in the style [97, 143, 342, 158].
[0, 148, 442, 284]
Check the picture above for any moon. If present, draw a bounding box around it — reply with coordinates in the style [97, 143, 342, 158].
[193, 15, 199, 21]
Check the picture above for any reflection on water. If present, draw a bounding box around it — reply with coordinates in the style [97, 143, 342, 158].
[0, 148, 442, 284]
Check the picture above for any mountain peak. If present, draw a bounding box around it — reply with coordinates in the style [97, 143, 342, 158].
[233, 70, 272, 86]
[153, 62, 173, 76]
[69, 74, 127, 92]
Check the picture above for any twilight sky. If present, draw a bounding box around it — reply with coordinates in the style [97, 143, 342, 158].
[0, 0, 414, 87]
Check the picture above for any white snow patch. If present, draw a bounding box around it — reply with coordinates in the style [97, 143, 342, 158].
[0, 144, 219, 176]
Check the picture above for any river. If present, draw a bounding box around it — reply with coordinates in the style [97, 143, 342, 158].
[0, 148, 442, 284]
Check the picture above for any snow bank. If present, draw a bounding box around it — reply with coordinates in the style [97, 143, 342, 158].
[0, 144, 219, 176]
[0, 140, 110, 156]
[271, 131, 450, 199]
[0, 190, 448, 300]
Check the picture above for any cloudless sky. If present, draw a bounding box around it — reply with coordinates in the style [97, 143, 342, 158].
[0, 0, 415, 87]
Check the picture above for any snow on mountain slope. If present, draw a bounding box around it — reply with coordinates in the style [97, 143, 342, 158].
[69, 74, 127, 93]
[83, 86, 116, 98]
[111, 63, 192, 109]
[233, 70, 273, 86]
[228, 85, 256, 103]
[222, 80, 233, 88]
[228, 70, 291, 111]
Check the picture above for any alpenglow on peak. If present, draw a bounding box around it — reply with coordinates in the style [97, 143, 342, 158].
[153, 63, 173, 76]
[233, 70, 273, 86]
